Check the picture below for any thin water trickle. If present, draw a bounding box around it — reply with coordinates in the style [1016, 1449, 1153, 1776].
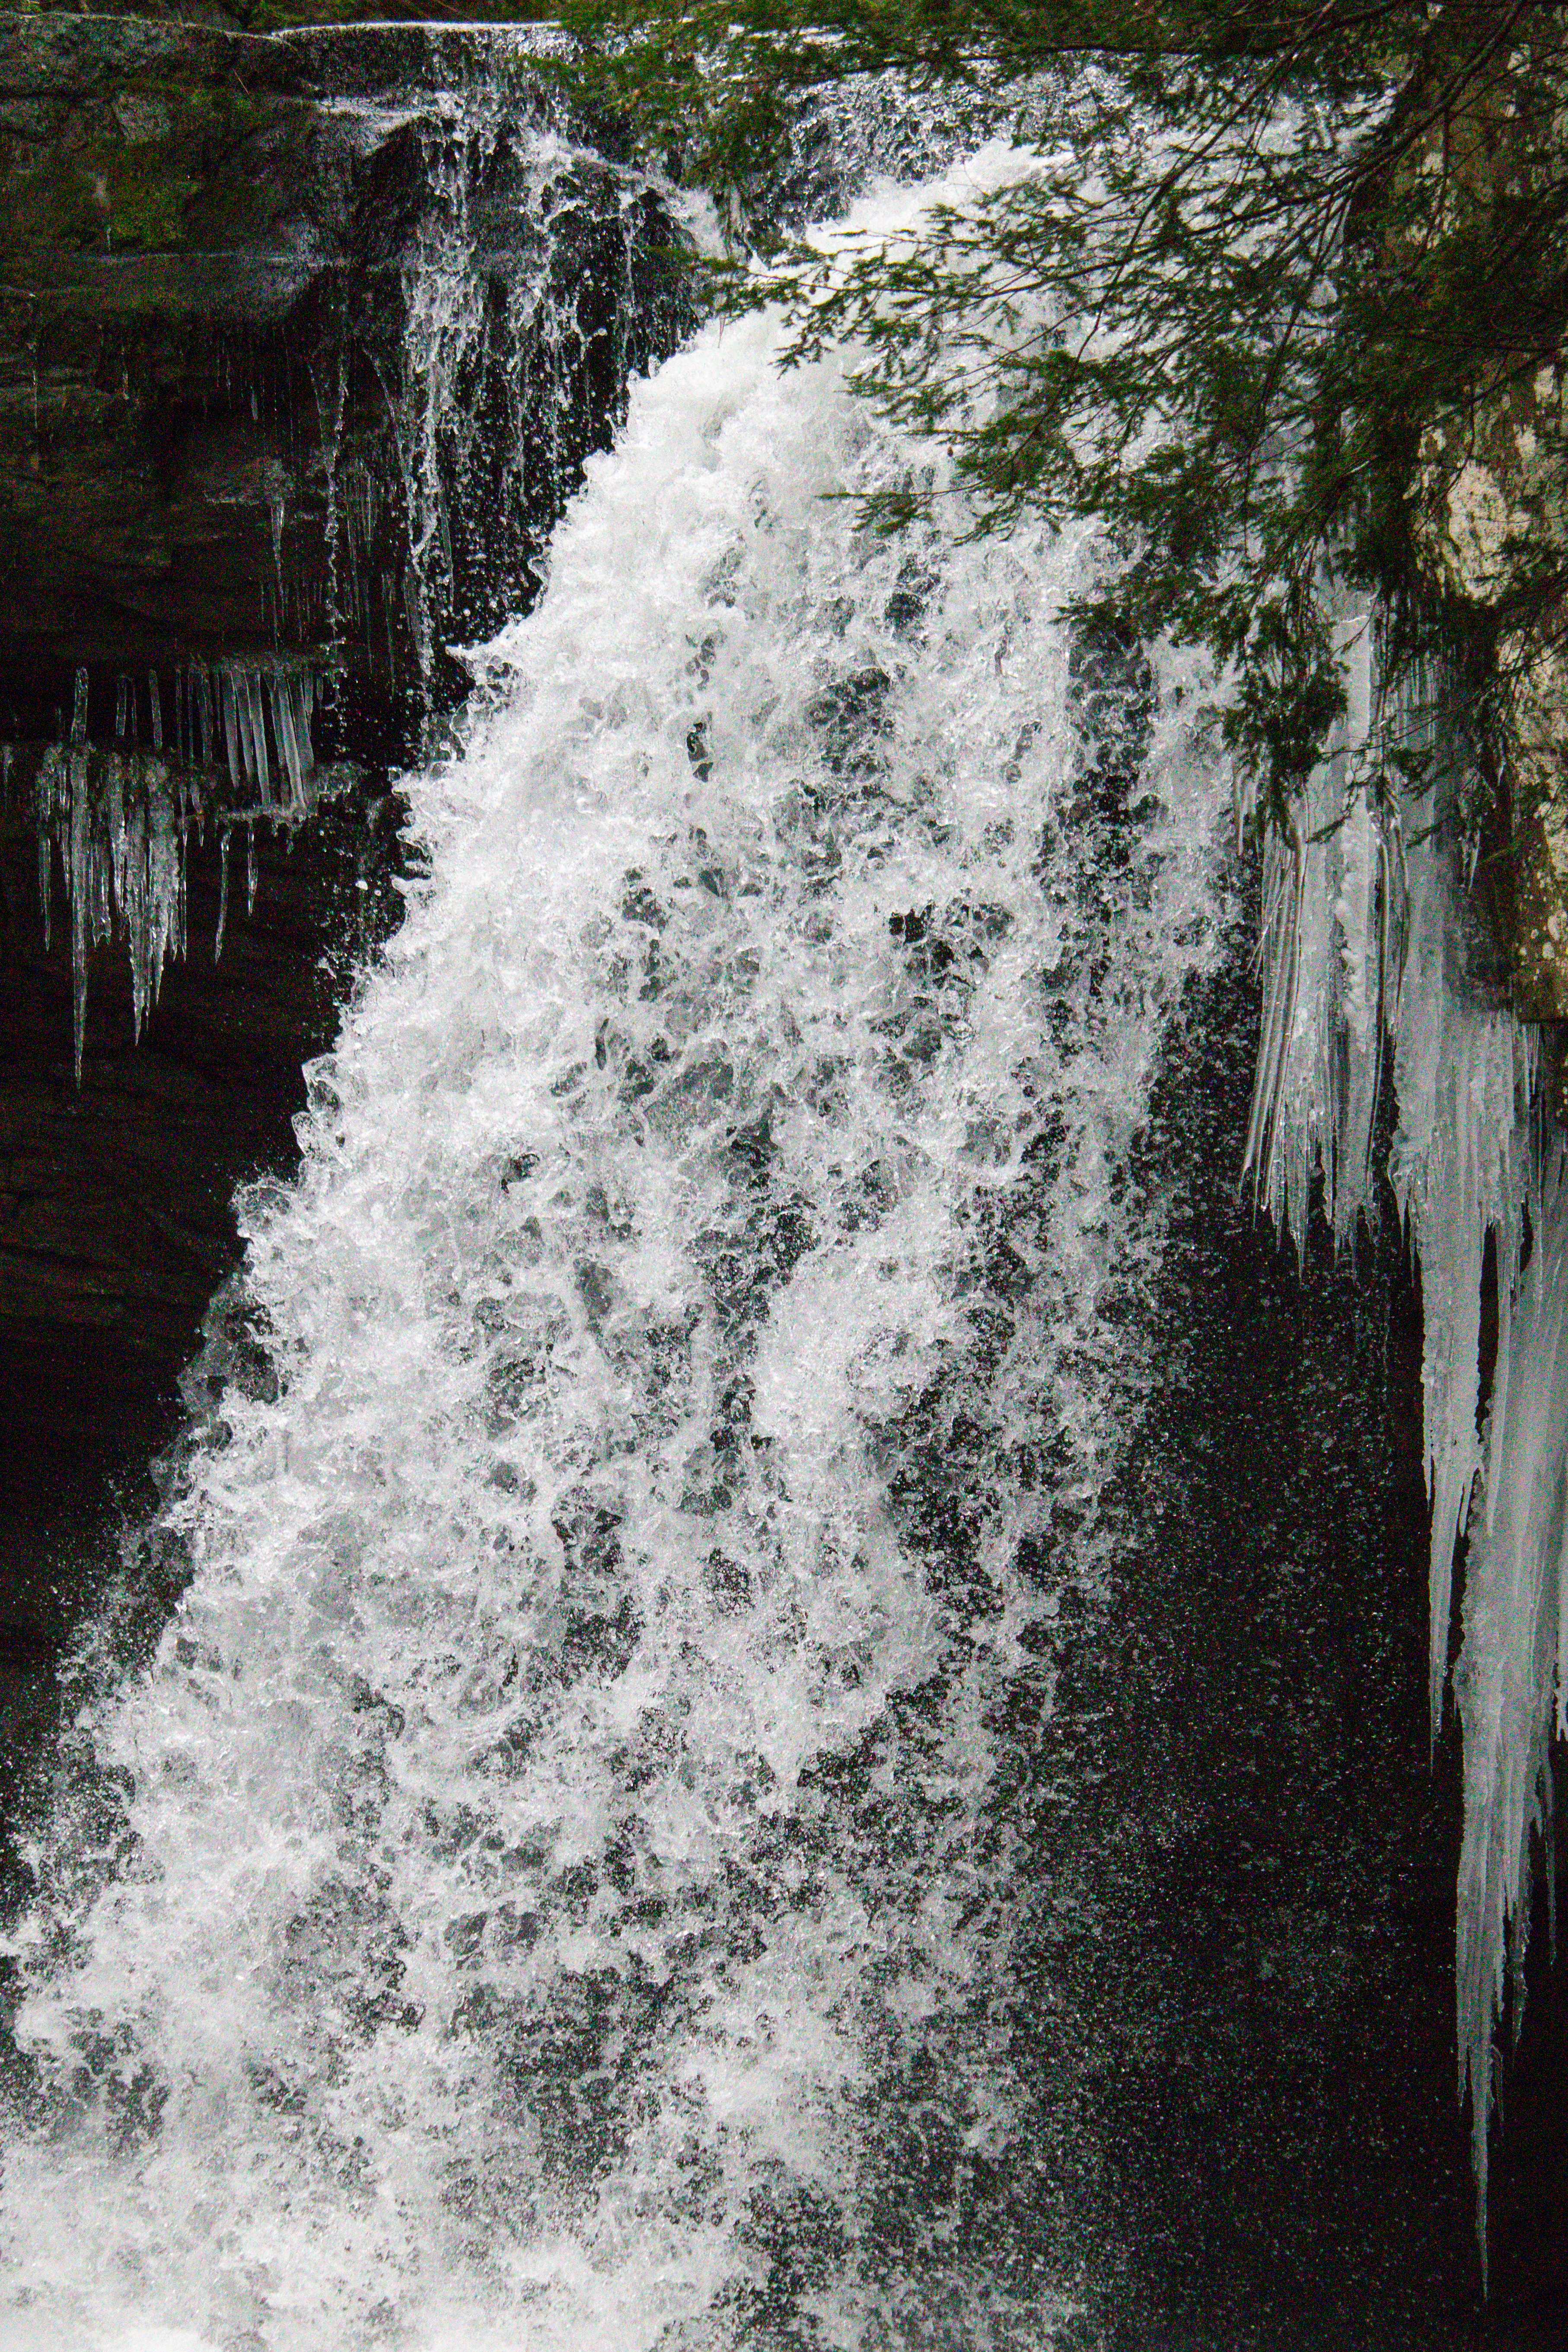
[0, 158, 1226, 2348]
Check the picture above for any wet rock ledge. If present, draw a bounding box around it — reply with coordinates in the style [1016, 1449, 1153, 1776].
[0, 12, 681, 1699]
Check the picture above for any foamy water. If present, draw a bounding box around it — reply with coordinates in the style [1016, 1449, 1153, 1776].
[0, 160, 1226, 2350]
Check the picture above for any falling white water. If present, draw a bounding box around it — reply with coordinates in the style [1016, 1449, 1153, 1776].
[0, 156, 1224, 2349]
[1242, 615, 1566, 2240]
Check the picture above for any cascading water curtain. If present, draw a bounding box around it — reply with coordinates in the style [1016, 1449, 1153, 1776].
[0, 152, 1227, 2350]
[1243, 612, 1568, 2250]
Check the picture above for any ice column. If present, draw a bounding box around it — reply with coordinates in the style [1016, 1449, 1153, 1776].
[1245, 610, 1559, 2247]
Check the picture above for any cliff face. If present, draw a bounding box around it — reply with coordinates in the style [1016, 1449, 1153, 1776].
[0, 15, 376, 724]
[0, 15, 675, 710]
[1398, 16, 1568, 1026]
[0, 13, 684, 1757]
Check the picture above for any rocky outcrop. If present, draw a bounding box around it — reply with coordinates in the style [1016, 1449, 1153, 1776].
[0, 13, 676, 719]
[1400, 18, 1568, 1022]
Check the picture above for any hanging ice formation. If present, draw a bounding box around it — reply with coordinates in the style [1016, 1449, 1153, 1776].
[187, 660, 323, 809]
[0, 151, 1227, 2350]
[23, 660, 330, 1080]
[26, 44, 679, 1075]
[1242, 606, 1561, 2246]
[32, 740, 186, 1087]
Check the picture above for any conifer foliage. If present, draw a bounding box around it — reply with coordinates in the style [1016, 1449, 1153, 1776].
[566, 2, 1568, 838]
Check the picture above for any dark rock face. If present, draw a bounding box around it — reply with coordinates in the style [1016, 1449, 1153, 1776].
[0, 12, 685, 1804]
[0, 15, 677, 712]
[0, 17, 349, 700]
[1073, 932, 1477, 2349]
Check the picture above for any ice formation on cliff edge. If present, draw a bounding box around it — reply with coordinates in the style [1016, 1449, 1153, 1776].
[1243, 605, 1559, 2246]
[20, 65, 676, 1081]
[22, 657, 330, 1082]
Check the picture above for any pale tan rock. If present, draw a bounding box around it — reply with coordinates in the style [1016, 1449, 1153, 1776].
[1502, 628, 1568, 1017]
[1413, 367, 1568, 609]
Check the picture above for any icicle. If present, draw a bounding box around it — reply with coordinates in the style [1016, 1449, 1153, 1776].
[68, 747, 90, 1080]
[140, 768, 179, 1031]
[1241, 827, 1306, 1237]
[269, 673, 293, 806]
[148, 670, 163, 753]
[70, 666, 87, 747]
[1454, 1152, 1568, 2261]
[244, 669, 271, 806]
[269, 482, 288, 621]
[220, 666, 241, 793]
[216, 825, 230, 962]
[269, 671, 312, 809]
[1332, 784, 1379, 1240]
[245, 820, 256, 917]
[237, 668, 255, 793]
[35, 749, 54, 950]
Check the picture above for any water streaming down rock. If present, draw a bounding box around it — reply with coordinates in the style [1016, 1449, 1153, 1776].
[20, 32, 683, 1077]
[303, 27, 682, 679]
[0, 153, 1227, 2349]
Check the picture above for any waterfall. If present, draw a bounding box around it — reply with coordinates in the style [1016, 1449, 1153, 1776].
[25, 37, 680, 1077]
[0, 151, 1227, 2349]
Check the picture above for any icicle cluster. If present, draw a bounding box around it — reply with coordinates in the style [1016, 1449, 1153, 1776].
[33, 741, 188, 1084]
[23, 660, 328, 1076]
[174, 661, 320, 811]
[99, 659, 320, 812]
[1243, 605, 1562, 2251]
